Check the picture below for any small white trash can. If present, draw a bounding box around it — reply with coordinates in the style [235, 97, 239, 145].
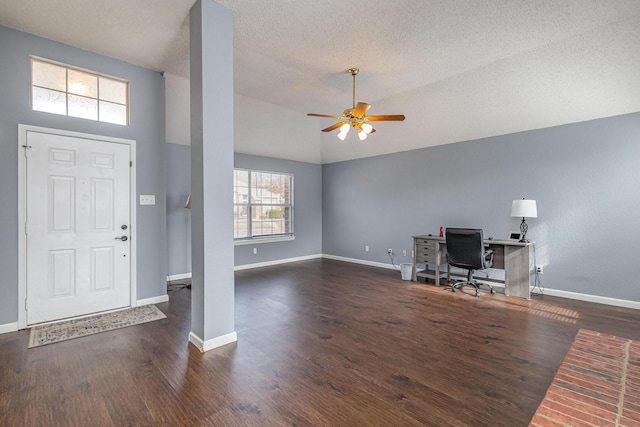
[400, 263, 413, 281]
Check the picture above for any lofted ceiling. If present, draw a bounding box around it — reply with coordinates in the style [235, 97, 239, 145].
[1, 0, 639, 164]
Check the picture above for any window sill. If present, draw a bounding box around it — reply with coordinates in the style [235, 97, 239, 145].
[234, 235, 295, 246]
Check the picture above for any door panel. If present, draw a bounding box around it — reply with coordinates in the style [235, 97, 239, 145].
[51, 249, 75, 296]
[26, 130, 131, 325]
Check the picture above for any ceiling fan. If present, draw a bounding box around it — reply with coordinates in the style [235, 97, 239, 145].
[307, 68, 405, 141]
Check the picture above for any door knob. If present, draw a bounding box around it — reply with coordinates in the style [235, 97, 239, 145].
[115, 236, 128, 241]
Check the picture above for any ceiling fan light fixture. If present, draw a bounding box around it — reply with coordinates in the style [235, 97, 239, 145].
[358, 123, 372, 140]
[307, 67, 405, 141]
[337, 123, 350, 140]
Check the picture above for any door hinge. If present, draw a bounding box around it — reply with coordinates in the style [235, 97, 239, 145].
[25, 299, 28, 311]
[130, 161, 132, 167]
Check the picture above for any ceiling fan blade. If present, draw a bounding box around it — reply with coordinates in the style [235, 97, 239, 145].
[365, 114, 405, 122]
[307, 113, 344, 119]
[353, 102, 371, 117]
[321, 122, 345, 132]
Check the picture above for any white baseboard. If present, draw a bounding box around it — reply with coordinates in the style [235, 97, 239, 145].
[167, 272, 192, 282]
[168, 254, 324, 278]
[4, 258, 636, 335]
[322, 254, 400, 271]
[164, 255, 640, 312]
[137, 294, 169, 306]
[322, 254, 640, 311]
[0, 322, 19, 334]
[234, 254, 322, 271]
[541, 287, 640, 310]
[189, 331, 238, 352]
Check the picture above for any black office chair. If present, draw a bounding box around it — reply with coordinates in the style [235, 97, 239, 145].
[445, 228, 495, 297]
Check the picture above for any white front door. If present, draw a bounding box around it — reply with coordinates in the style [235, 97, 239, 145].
[25, 130, 132, 325]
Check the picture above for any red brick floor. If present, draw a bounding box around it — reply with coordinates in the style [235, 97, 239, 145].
[530, 329, 640, 426]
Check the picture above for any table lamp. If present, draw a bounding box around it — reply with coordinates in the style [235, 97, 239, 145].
[510, 198, 537, 242]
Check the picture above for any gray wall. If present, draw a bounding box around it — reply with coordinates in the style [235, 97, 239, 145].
[322, 112, 640, 302]
[166, 143, 192, 275]
[165, 146, 323, 274]
[0, 26, 167, 324]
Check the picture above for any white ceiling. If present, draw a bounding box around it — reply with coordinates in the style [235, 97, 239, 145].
[1, 0, 639, 164]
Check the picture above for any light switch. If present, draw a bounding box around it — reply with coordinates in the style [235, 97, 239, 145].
[140, 195, 156, 205]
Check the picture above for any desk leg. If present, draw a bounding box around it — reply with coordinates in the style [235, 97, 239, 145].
[447, 263, 450, 285]
[504, 245, 531, 299]
[411, 239, 417, 281]
[436, 243, 446, 286]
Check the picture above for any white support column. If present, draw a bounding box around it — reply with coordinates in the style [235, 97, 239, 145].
[189, 0, 236, 351]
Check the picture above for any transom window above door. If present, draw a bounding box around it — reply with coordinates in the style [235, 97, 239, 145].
[31, 57, 129, 126]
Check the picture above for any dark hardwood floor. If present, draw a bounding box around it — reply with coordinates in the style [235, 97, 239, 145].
[3, 259, 640, 426]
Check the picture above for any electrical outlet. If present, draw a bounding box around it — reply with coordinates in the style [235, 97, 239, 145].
[536, 265, 543, 274]
[253, 247, 257, 255]
[388, 248, 393, 255]
[402, 249, 407, 257]
[365, 245, 369, 252]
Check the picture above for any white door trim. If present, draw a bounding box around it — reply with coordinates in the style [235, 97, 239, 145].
[17, 124, 137, 329]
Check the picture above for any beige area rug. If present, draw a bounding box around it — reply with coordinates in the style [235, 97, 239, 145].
[28, 305, 166, 348]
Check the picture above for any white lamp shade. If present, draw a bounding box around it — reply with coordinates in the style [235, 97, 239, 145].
[511, 199, 537, 218]
[337, 123, 350, 140]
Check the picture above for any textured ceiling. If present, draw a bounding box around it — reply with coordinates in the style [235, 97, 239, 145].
[1, 0, 639, 163]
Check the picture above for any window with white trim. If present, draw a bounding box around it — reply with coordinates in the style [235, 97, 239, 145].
[31, 57, 129, 126]
[234, 169, 293, 240]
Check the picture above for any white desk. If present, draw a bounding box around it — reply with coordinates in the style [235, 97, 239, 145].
[412, 235, 532, 299]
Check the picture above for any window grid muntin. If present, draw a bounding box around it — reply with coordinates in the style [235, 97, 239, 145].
[234, 168, 293, 240]
[31, 57, 129, 126]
